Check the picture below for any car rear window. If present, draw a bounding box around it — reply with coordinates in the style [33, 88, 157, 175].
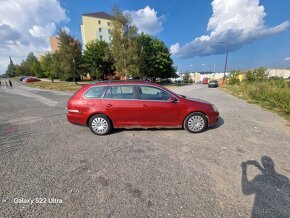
[84, 86, 105, 98]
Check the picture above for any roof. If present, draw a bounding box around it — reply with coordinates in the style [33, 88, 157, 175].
[95, 80, 151, 85]
[82, 12, 112, 20]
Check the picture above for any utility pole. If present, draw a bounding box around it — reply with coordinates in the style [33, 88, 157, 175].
[219, 42, 229, 85]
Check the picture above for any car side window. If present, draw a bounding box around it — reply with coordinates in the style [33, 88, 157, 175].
[84, 86, 105, 98]
[104, 85, 135, 99]
[139, 86, 171, 101]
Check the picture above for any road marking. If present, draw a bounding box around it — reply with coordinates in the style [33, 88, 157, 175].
[2, 86, 58, 107]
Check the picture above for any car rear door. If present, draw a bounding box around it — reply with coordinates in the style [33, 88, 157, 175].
[100, 85, 140, 127]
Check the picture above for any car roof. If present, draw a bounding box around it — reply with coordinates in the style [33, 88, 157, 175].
[97, 80, 150, 84]
[81, 80, 165, 90]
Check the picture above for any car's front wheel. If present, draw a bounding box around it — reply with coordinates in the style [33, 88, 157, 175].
[184, 112, 208, 133]
[89, 114, 112, 135]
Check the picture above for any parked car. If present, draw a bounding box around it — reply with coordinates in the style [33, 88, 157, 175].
[202, 77, 209, 84]
[19, 76, 28, 81]
[23, 77, 41, 83]
[208, 80, 219, 88]
[67, 81, 219, 135]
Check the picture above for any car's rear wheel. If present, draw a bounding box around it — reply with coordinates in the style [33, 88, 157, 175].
[89, 114, 112, 135]
[184, 112, 208, 133]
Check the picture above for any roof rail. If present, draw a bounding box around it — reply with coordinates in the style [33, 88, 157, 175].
[96, 80, 151, 84]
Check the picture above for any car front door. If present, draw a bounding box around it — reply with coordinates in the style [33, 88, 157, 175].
[136, 85, 182, 127]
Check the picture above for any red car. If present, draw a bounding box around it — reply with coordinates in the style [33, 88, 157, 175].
[202, 77, 209, 84]
[67, 81, 219, 135]
[23, 77, 41, 83]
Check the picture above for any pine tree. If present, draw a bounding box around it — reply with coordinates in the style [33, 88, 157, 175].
[5, 57, 16, 77]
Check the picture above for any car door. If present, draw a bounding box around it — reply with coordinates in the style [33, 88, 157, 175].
[136, 85, 182, 127]
[100, 85, 140, 127]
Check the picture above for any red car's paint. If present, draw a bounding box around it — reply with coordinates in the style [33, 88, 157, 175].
[67, 81, 219, 130]
[23, 77, 41, 83]
[202, 77, 209, 84]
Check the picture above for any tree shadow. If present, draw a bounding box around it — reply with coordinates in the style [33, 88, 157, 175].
[241, 156, 290, 217]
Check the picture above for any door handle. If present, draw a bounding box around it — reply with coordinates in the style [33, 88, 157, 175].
[142, 104, 148, 108]
[105, 104, 113, 107]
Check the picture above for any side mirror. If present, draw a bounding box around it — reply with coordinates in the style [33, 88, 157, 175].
[168, 96, 177, 103]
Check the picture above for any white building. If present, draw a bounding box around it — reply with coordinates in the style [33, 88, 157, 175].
[267, 68, 290, 79]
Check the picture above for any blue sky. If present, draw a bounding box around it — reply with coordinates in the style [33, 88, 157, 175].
[1, 0, 290, 74]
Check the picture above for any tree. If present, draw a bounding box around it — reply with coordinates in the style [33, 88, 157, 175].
[51, 52, 63, 81]
[57, 30, 82, 83]
[40, 53, 59, 82]
[14, 64, 22, 76]
[245, 67, 268, 83]
[40, 53, 52, 77]
[20, 52, 43, 77]
[83, 40, 114, 80]
[5, 57, 16, 77]
[137, 33, 177, 80]
[110, 7, 141, 78]
[183, 73, 192, 83]
[19, 59, 30, 76]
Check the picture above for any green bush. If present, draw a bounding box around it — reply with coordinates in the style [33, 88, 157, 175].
[227, 69, 290, 117]
[228, 70, 241, 85]
[245, 67, 268, 83]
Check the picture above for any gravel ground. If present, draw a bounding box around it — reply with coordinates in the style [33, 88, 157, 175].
[0, 83, 289, 217]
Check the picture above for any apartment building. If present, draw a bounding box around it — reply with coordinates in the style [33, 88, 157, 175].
[81, 12, 112, 48]
[49, 36, 60, 53]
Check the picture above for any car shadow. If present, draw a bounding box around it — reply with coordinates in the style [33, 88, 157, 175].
[111, 117, 224, 134]
[241, 156, 290, 217]
[112, 127, 183, 134]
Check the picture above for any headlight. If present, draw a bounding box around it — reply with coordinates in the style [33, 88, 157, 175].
[212, 104, 219, 113]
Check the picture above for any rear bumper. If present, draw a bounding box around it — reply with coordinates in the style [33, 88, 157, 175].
[67, 112, 87, 126]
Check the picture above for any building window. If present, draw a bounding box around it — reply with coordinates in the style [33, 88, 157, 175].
[108, 29, 111, 34]
[99, 28, 102, 32]
[100, 35, 103, 40]
[109, 36, 111, 41]
[107, 22, 110, 26]
[98, 20, 101, 24]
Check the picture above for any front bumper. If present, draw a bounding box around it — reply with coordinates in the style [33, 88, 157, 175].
[208, 112, 219, 126]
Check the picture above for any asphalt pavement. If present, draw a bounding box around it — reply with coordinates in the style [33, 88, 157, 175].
[0, 82, 289, 217]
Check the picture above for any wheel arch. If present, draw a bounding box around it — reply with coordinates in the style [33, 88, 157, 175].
[182, 111, 209, 128]
[87, 112, 114, 127]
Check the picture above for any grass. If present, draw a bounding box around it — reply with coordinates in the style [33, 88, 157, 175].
[223, 80, 290, 123]
[26, 81, 85, 92]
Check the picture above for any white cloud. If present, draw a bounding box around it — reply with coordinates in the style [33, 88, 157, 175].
[0, 0, 68, 73]
[170, 0, 289, 58]
[125, 6, 165, 35]
[61, 26, 70, 34]
[284, 57, 290, 61]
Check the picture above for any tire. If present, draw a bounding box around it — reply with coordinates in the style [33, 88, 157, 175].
[89, 114, 112, 135]
[184, 112, 208, 133]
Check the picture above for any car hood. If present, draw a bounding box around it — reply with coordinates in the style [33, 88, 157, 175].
[187, 97, 211, 105]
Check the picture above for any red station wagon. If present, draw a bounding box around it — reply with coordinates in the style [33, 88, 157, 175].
[67, 81, 219, 135]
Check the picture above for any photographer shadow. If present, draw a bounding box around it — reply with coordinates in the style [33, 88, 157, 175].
[241, 156, 290, 218]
